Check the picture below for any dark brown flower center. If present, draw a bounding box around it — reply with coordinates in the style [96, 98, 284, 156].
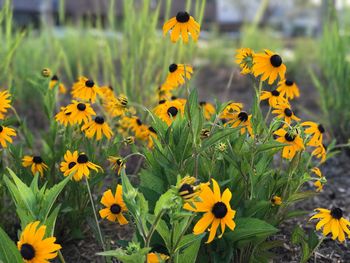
[167, 106, 178, 117]
[221, 118, 228, 124]
[176, 11, 190, 23]
[68, 162, 76, 169]
[318, 124, 325, 133]
[33, 156, 43, 164]
[20, 243, 35, 260]
[271, 90, 280, 96]
[95, 116, 105, 124]
[51, 75, 59, 81]
[159, 99, 166, 104]
[171, 96, 178, 100]
[110, 204, 121, 214]
[199, 101, 207, 106]
[238, 111, 248, 122]
[284, 108, 293, 117]
[148, 126, 157, 134]
[77, 154, 88, 163]
[136, 118, 142, 126]
[285, 79, 294, 86]
[179, 183, 194, 196]
[212, 202, 228, 219]
[284, 133, 295, 142]
[169, 63, 178, 73]
[85, 79, 95, 88]
[330, 207, 343, 219]
[0, 125, 3, 133]
[77, 103, 86, 111]
[270, 54, 282, 67]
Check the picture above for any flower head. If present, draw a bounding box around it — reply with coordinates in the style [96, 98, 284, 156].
[22, 155, 48, 177]
[274, 128, 304, 159]
[0, 125, 16, 148]
[65, 100, 96, 125]
[272, 103, 300, 124]
[0, 90, 11, 120]
[184, 179, 236, 243]
[164, 63, 193, 88]
[235, 48, 254, 74]
[147, 252, 169, 263]
[154, 99, 185, 126]
[177, 176, 205, 203]
[312, 144, 327, 163]
[71, 77, 100, 102]
[99, 185, 128, 225]
[310, 208, 350, 243]
[302, 121, 325, 147]
[49, 75, 67, 94]
[108, 156, 126, 176]
[163, 11, 200, 43]
[199, 101, 216, 120]
[311, 167, 326, 192]
[60, 150, 80, 181]
[253, 49, 286, 84]
[55, 107, 73, 126]
[271, 195, 282, 206]
[81, 116, 113, 141]
[277, 79, 300, 100]
[17, 221, 61, 263]
[260, 90, 288, 108]
[66, 152, 102, 181]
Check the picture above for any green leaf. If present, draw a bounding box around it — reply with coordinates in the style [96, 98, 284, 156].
[199, 127, 238, 154]
[226, 218, 278, 243]
[176, 234, 203, 263]
[176, 233, 205, 252]
[97, 247, 150, 263]
[154, 189, 175, 216]
[0, 226, 23, 263]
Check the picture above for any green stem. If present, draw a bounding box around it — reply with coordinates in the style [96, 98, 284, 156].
[58, 251, 66, 263]
[145, 209, 166, 248]
[85, 177, 106, 252]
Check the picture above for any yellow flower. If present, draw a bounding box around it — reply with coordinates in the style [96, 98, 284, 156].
[71, 77, 100, 102]
[22, 155, 48, 177]
[147, 252, 169, 263]
[177, 176, 205, 203]
[220, 102, 243, 121]
[0, 125, 16, 148]
[253, 49, 286, 84]
[301, 121, 325, 147]
[49, 75, 67, 94]
[68, 153, 102, 181]
[311, 167, 326, 192]
[0, 90, 11, 120]
[272, 103, 300, 124]
[81, 116, 113, 141]
[199, 101, 216, 120]
[184, 179, 236, 243]
[310, 208, 350, 243]
[227, 111, 254, 137]
[99, 185, 128, 225]
[163, 11, 200, 43]
[164, 63, 193, 87]
[55, 107, 73, 126]
[108, 156, 126, 176]
[153, 99, 185, 126]
[260, 90, 288, 108]
[312, 144, 327, 163]
[65, 100, 96, 125]
[17, 221, 61, 263]
[271, 195, 282, 206]
[60, 150, 80, 181]
[274, 128, 304, 159]
[277, 79, 300, 100]
[235, 48, 254, 74]
[103, 94, 128, 118]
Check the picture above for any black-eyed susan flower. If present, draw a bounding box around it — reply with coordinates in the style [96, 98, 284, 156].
[108, 156, 125, 176]
[49, 75, 67, 94]
[277, 79, 300, 100]
[71, 77, 100, 102]
[301, 121, 325, 146]
[199, 101, 215, 120]
[103, 94, 128, 118]
[154, 99, 185, 126]
[99, 85, 115, 99]
[227, 111, 254, 136]
[55, 107, 73, 126]
[99, 185, 128, 225]
[81, 116, 113, 141]
[274, 128, 304, 159]
[147, 252, 170, 263]
[272, 103, 300, 124]
[311, 167, 326, 192]
[68, 153, 102, 181]
[41, 68, 51, 77]
[163, 11, 200, 43]
[0, 90, 11, 120]
[124, 136, 135, 145]
[60, 150, 79, 180]
[177, 176, 203, 203]
[260, 89, 288, 108]
[17, 221, 61, 263]
[65, 100, 96, 125]
[220, 102, 243, 120]
[310, 208, 350, 243]
[158, 84, 174, 101]
[0, 125, 16, 148]
[271, 195, 282, 206]
[235, 48, 254, 74]
[200, 128, 210, 139]
[253, 50, 286, 84]
[165, 63, 193, 87]
[184, 179, 236, 243]
[312, 144, 327, 163]
[22, 155, 48, 177]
